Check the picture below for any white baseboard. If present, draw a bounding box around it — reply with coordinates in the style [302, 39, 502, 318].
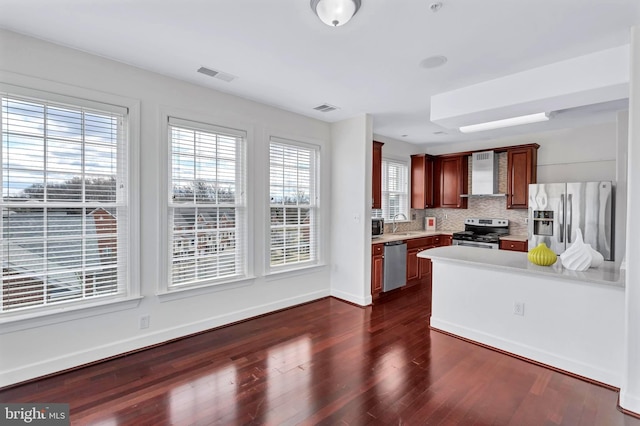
[430, 316, 622, 387]
[0, 289, 330, 388]
[620, 391, 640, 416]
[330, 288, 369, 306]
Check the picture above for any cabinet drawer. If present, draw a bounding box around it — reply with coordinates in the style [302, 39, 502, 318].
[407, 237, 433, 249]
[500, 240, 528, 252]
[372, 243, 384, 256]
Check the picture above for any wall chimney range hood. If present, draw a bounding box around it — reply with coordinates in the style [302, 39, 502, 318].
[461, 150, 505, 197]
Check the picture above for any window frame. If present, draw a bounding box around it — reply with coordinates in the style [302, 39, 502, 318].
[266, 136, 320, 274]
[163, 116, 249, 294]
[0, 81, 140, 329]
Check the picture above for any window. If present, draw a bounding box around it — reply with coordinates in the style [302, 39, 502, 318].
[1, 92, 129, 314]
[168, 117, 246, 289]
[269, 138, 319, 270]
[376, 159, 409, 221]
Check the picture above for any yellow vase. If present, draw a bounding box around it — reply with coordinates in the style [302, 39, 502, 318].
[527, 243, 557, 266]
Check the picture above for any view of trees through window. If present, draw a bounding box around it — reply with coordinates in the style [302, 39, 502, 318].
[375, 159, 409, 222]
[1, 95, 125, 312]
[269, 140, 317, 268]
[168, 121, 245, 288]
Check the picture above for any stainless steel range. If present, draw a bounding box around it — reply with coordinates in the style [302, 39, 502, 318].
[452, 218, 509, 249]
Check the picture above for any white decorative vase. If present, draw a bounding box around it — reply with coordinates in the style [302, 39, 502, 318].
[560, 229, 592, 271]
[589, 246, 604, 268]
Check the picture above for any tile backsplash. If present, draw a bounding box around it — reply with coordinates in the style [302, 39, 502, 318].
[390, 199, 528, 236]
[424, 198, 528, 235]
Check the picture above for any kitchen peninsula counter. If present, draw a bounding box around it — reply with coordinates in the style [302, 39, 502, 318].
[419, 245, 624, 287]
[420, 245, 625, 387]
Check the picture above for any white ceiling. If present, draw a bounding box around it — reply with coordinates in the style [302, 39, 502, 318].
[1, 0, 639, 145]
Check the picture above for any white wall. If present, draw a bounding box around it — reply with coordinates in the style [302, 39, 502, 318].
[372, 134, 423, 161]
[616, 110, 629, 265]
[330, 115, 372, 305]
[0, 30, 334, 386]
[621, 26, 640, 415]
[423, 121, 619, 183]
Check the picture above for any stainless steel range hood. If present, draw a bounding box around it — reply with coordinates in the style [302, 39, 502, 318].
[462, 150, 505, 197]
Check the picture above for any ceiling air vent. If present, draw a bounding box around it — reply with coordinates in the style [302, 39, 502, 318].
[197, 66, 236, 82]
[313, 103, 339, 113]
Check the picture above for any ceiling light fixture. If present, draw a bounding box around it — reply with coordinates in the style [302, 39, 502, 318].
[420, 55, 448, 69]
[459, 112, 550, 133]
[310, 0, 361, 27]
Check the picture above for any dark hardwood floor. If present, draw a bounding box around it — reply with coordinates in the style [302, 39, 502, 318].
[1, 284, 638, 425]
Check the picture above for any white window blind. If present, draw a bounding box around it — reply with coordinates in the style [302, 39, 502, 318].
[168, 117, 246, 289]
[269, 138, 319, 270]
[1, 93, 129, 314]
[379, 159, 409, 221]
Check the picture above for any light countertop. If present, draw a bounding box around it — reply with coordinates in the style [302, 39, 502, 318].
[372, 231, 527, 245]
[372, 230, 455, 244]
[499, 234, 528, 242]
[418, 245, 624, 287]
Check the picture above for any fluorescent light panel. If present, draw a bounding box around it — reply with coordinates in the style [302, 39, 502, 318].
[459, 112, 549, 133]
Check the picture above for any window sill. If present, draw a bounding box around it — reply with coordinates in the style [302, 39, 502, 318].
[0, 296, 143, 335]
[265, 263, 328, 281]
[157, 275, 257, 302]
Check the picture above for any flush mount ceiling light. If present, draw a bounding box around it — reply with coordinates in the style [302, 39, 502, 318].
[310, 0, 361, 27]
[459, 112, 550, 133]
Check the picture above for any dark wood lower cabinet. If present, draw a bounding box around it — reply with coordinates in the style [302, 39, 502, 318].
[406, 237, 432, 287]
[500, 239, 528, 252]
[372, 234, 452, 300]
[371, 243, 384, 297]
[406, 247, 420, 283]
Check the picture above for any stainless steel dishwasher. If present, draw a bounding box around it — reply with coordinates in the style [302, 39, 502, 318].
[383, 241, 407, 292]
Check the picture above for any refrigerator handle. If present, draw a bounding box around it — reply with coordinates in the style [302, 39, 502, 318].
[567, 194, 573, 243]
[559, 194, 564, 243]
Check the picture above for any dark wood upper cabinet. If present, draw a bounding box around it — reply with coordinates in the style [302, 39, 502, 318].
[410, 154, 435, 209]
[507, 144, 539, 209]
[436, 155, 468, 209]
[372, 141, 384, 209]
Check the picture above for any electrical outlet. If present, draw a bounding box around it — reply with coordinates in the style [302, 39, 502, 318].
[140, 315, 150, 329]
[513, 302, 525, 316]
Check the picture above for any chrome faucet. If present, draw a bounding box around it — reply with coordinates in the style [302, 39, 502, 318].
[392, 213, 408, 233]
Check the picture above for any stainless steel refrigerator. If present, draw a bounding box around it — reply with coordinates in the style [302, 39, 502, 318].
[528, 181, 613, 260]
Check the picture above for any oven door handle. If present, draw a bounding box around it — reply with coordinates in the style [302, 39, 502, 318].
[452, 239, 498, 249]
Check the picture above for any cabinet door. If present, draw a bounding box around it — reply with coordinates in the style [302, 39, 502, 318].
[418, 254, 431, 280]
[438, 156, 468, 209]
[406, 247, 420, 284]
[410, 154, 434, 208]
[372, 253, 384, 294]
[507, 146, 537, 209]
[371, 244, 384, 296]
[372, 141, 384, 209]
